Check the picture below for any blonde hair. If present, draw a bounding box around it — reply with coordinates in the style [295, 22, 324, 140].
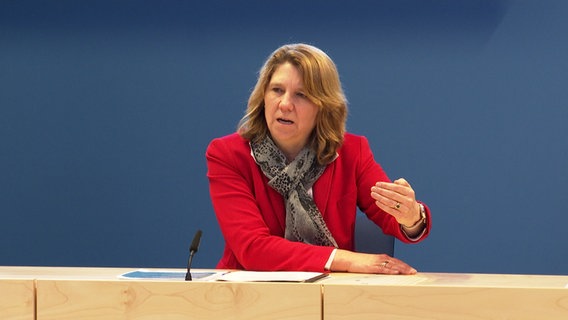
[238, 43, 348, 165]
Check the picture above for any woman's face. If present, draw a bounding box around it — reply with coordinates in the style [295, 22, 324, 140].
[264, 62, 319, 160]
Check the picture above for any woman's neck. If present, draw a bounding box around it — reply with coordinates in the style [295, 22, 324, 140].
[273, 141, 304, 164]
[283, 149, 299, 163]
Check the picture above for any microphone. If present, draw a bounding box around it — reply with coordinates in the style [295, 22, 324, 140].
[185, 229, 202, 281]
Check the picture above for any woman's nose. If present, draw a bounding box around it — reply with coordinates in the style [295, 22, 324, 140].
[279, 93, 294, 111]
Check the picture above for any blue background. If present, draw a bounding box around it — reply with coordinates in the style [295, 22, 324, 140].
[2, 0, 567, 275]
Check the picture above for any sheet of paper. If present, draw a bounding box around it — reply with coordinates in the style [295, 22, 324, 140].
[217, 271, 328, 283]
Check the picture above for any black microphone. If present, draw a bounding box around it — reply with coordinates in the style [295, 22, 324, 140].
[185, 229, 202, 281]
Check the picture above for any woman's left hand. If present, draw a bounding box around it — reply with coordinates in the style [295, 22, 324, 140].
[370, 178, 421, 227]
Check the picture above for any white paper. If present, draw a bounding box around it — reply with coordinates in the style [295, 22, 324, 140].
[217, 271, 327, 282]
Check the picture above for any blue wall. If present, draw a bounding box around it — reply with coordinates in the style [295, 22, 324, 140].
[2, 0, 567, 275]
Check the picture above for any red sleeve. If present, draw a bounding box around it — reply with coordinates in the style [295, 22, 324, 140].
[206, 135, 335, 271]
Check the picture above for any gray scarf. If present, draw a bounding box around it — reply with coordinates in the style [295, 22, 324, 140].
[251, 137, 338, 247]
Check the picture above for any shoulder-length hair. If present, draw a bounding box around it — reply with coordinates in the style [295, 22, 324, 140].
[238, 43, 348, 165]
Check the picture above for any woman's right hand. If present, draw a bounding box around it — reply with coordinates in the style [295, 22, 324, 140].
[330, 249, 417, 275]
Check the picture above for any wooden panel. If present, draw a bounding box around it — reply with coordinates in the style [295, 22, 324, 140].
[0, 279, 35, 320]
[37, 279, 321, 320]
[324, 284, 568, 320]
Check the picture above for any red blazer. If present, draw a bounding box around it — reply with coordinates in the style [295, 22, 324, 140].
[206, 132, 431, 271]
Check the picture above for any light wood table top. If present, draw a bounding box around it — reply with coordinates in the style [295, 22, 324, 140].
[322, 272, 568, 320]
[3, 267, 567, 320]
[1, 266, 322, 320]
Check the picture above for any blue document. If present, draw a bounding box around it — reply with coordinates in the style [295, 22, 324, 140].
[120, 269, 217, 280]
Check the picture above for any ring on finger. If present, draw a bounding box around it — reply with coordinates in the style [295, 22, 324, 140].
[394, 202, 401, 210]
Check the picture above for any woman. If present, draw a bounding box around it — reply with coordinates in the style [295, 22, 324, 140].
[206, 43, 431, 274]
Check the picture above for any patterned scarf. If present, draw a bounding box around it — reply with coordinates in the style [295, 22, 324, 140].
[251, 137, 338, 247]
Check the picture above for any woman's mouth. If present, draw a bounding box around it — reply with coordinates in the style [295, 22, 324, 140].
[277, 118, 294, 125]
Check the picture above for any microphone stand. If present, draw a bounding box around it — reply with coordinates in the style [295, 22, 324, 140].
[185, 230, 202, 281]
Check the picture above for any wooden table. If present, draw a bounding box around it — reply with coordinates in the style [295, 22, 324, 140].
[321, 272, 568, 319]
[2, 267, 568, 320]
[0, 278, 35, 320]
[0, 266, 321, 320]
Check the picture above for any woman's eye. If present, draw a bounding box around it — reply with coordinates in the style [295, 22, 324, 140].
[272, 87, 283, 94]
[296, 92, 306, 98]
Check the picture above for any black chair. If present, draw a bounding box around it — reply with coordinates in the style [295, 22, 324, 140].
[354, 211, 394, 256]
